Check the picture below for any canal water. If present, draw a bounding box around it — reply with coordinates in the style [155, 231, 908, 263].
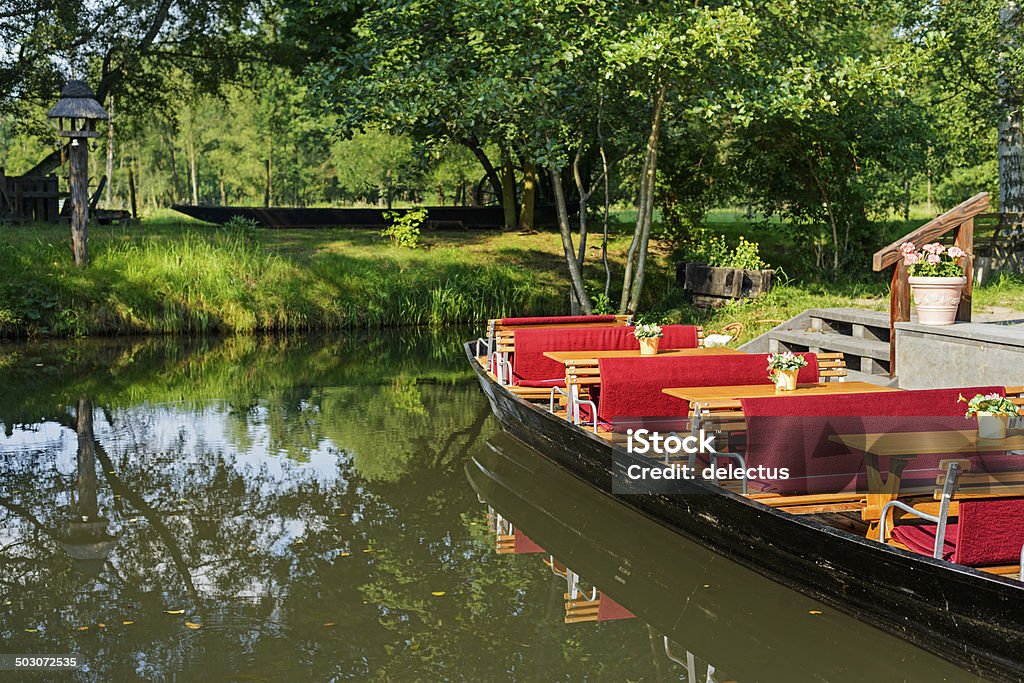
[0, 332, 982, 681]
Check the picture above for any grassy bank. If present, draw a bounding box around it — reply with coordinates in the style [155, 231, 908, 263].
[4, 215, 1023, 341]
[0, 219, 659, 337]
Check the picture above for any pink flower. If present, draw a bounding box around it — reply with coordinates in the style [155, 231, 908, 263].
[948, 246, 966, 259]
[900, 242, 916, 255]
[927, 253, 941, 264]
[903, 253, 920, 266]
[923, 242, 945, 255]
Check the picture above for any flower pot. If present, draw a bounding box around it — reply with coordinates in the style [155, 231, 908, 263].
[773, 368, 799, 392]
[977, 411, 1009, 440]
[639, 337, 660, 355]
[908, 276, 967, 326]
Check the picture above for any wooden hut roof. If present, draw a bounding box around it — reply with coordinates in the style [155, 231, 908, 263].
[46, 80, 109, 120]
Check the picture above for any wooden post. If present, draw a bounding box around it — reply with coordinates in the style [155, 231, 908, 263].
[955, 217, 974, 322]
[889, 261, 910, 377]
[128, 162, 138, 220]
[69, 138, 89, 266]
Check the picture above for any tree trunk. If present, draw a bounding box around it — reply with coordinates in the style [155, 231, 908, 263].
[128, 163, 138, 220]
[500, 149, 517, 230]
[105, 96, 114, 207]
[599, 142, 612, 298]
[461, 137, 504, 206]
[518, 161, 536, 231]
[622, 83, 668, 314]
[168, 140, 181, 203]
[549, 163, 593, 313]
[188, 139, 198, 205]
[264, 157, 272, 207]
[69, 138, 89, 267]
[219, 175, 227, 206]
[998, 107, 1024, 213]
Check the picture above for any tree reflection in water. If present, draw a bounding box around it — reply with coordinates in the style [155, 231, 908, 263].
[0, 332, 671, 680]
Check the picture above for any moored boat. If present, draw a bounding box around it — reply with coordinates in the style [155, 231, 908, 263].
[464, 336, 1024, 681]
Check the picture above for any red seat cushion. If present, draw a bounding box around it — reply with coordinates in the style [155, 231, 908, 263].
[596, 595, 635, 621]
[739, 386, 1005, 495]
[513, 530, 544, 554]
[891, 522, 957, 561]
[499, 315, 619, 325]
[592, 353, 818, 430]
[511, 325, 700, 387]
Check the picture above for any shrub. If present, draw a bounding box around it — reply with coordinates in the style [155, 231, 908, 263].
[382, 208, 427, 248]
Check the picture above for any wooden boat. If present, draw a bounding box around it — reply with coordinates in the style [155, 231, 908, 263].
[464, 340, 1024, 681]
[467, 433, 979, 681]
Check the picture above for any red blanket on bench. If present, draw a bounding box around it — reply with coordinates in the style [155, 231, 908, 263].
[739, 386, 1009, 495]
[511, 325, 700, 387]
[499, 315, 618, 326]
[891, 497, 1024, 566]
[591, 353, 818, 430]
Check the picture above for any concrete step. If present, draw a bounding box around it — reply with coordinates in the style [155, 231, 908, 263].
[767, 328, 891, 375]
[805, 308, 891, 342]
[843, 369, 898, 386]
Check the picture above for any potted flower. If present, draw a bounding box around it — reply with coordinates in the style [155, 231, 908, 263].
[900, 241, 968, 326]
[634, 323, 664, 355]
[766, 352, 807, 391]
[960, 393, 1020, 440]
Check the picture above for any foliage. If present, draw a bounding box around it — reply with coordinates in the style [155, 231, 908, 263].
[632, 323, 663, 340]
[678, 229, 768, 270]
[590, 292, 616, 315]
[766, 351, 808, 373]
[381, 208, 426, 248]
[959, 392, 1020, 418]
[901, 241, 966, 278]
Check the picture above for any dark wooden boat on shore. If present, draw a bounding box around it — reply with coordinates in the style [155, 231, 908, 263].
[465, 340, 1024, 681]
[172, 204, 570, 229]
[467, 433, 981, 681]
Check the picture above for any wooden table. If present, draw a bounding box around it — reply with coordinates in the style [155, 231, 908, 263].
[830, 429, 1024, 524]
[543, 348, 745, 363]
[662, 381, 898, 406]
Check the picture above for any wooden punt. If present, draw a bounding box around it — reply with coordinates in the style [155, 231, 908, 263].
[465, 340, 1024, 681]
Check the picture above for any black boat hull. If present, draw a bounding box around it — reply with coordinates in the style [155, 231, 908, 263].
[465, 341, 1024, 681]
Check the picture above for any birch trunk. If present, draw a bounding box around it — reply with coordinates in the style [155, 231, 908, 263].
[550, 164, 593, 313]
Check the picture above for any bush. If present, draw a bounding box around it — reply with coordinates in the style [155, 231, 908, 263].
[678, 228, 769, 270]
[382, 208, 427, 248]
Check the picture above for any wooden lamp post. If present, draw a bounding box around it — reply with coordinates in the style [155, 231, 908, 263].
[47, 80, 109, 267]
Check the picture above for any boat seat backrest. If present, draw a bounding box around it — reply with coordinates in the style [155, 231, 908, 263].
[509, 325, 703, 387]
[738, 386, 1006, 495]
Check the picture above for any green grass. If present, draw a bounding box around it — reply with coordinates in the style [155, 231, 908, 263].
[0, 219, 646, 337]
[4, 211, 1023, 340]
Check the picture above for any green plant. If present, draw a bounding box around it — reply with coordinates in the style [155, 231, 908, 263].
[959, 393, 1020, 417]
[633, 323, 663, 339]
[766, 351, 807, 378]
[382, 208, 427, 248]
[222, 215, 259, 244]
[901, 242, 966, 278]
[678, 228, 769, 270]
[591, 292, 616, 315]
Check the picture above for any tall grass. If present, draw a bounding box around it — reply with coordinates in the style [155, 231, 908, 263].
[0, 227, 561, 338]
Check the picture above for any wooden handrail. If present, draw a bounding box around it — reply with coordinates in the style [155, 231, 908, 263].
[871, 192, 989, 378]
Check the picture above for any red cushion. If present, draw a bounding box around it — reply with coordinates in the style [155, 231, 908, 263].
[739, 386, 1005, 495]
[891, 522, 957, 561]
[511, 325, 700, 386]
[956, 498, 1024, 566]
[594, 353, 818, 429]
[499, 315, 619, 325]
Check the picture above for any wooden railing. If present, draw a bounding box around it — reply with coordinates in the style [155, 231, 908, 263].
[872, 192, 990, 378]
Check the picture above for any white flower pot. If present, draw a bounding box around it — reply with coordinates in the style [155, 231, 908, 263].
[908, 276, 966, 326]
[774, 368, 799, 391]
[977, 411, 1009, 440]
[638, 337, 660, 355]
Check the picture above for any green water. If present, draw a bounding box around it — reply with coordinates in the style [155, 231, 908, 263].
[0, 332, 981, 681]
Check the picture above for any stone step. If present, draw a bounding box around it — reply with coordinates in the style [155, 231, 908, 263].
[767, 328, 891, 375]
[842, 369, 898, 386]
[804, 308, 891, 342]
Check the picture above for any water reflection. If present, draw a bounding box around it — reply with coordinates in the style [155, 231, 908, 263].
[469, 433, 985, 682]
[1, 333, 687, 680]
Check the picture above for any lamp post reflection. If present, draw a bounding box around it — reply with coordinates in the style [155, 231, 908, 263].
[61, 397, 117, 577]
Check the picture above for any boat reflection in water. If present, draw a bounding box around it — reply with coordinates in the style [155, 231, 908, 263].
[467, 433, 983, 682]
